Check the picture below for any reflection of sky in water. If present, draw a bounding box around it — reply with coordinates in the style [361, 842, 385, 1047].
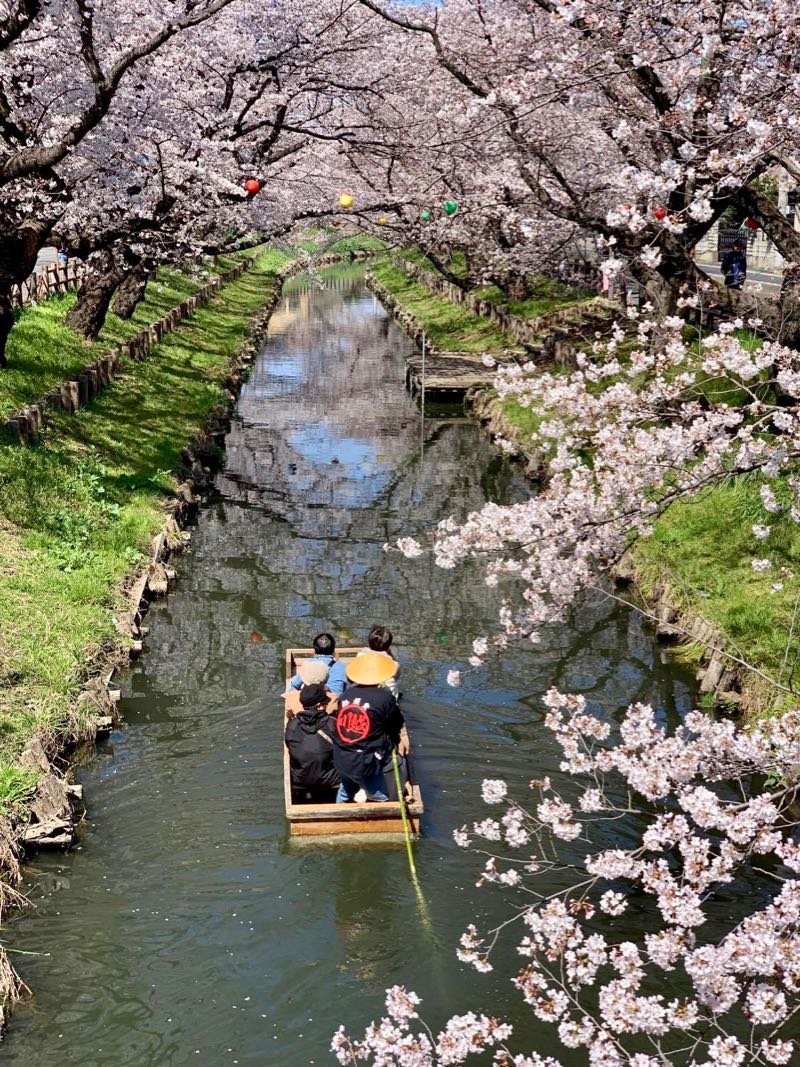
[244, 353, 305, 397]
[286, 427, 392, 505]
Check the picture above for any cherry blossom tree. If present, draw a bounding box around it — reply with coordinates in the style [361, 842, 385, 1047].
[363, 303, 800, 1064]
[1, 0, 396, 350]
[354, 0, 800, 329]
[0, 0, 253, 362]
[334, 691, 800, 1066]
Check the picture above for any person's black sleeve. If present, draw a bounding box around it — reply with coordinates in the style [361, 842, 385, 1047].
[386, 696, 404, 745]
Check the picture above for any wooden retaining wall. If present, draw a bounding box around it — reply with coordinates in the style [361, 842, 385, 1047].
[392, 255, 615, 359]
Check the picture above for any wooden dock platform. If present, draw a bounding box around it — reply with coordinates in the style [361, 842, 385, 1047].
[405, 351, 522, 395]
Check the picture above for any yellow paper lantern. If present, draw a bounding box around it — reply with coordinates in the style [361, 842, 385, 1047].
[338, 193, 354, 210]
[378, 216, 388, 225]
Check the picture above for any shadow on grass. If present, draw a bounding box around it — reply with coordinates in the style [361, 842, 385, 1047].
[0, 254, 282, 765]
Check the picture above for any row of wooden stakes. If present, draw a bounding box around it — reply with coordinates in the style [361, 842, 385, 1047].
[2, 257, 256, 445]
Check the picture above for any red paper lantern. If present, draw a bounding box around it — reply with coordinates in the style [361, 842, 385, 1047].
[745, 217, 759, 230]
[653, 206, 668, 220]
[244, 178, 262, 196]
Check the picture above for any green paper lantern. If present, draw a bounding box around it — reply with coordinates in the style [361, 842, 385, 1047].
[420, 209, 431, 222]
[443, 200, 459, 216]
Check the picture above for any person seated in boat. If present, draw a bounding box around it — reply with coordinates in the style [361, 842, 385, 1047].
[285, 682, 340, 803]
[285, 659, 339, 716]
[286, 632, 347, 697]
[365, 624, 400, 698]
[332, 652, 409, 803]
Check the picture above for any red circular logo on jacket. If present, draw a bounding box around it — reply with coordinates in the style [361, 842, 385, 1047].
[336, 703, 371, 744]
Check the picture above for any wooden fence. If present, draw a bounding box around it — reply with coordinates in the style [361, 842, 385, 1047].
[11, 261, 88, 308]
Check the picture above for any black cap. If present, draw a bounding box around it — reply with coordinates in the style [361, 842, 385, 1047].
[300, 683, 328, 709]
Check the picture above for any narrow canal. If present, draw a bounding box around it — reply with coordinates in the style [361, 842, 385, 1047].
[4, 266, 695, 1065]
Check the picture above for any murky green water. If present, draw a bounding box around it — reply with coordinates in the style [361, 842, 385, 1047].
[4, 268, 695, 1065]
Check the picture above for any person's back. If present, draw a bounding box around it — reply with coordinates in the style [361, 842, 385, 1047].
[287, 632, 348, 696]
[332, 652, 406, 803]
[285, 683, 339, 800]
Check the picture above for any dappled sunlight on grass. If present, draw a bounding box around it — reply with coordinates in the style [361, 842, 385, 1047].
[0, 252, 283, 806]
[0, 255, 265, 419]
[372, 260, 514, 351]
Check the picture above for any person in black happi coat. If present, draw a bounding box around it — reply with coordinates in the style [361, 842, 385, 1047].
[331, 652, 408, 803]
[285, 683, 339, 802]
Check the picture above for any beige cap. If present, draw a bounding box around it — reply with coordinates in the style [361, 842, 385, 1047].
[297, 659, 330, 685]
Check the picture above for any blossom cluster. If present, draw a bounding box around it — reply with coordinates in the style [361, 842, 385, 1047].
[394, 314, 800, 681]
[336, 692, 800, 1064]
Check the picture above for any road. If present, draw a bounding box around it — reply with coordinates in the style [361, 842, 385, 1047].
[700, 262, 782, 292]
[34, 247, 57, 274]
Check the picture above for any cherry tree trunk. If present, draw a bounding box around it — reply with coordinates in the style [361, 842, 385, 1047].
[0, 221, 51, 368]
[112, 264, 150, 319]
[66, 258, 127, 340]
[0, 294, 14, 369]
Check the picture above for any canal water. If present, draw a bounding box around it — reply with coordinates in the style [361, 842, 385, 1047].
[4, 266, 695, 1065]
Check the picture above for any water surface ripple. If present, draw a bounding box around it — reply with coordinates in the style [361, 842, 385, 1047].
[5, 268, 695, 1066]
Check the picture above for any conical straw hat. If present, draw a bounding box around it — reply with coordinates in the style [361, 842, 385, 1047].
[345, 652, 398, 686]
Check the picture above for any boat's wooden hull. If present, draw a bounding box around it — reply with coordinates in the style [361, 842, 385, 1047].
[284, 648, 424, 837]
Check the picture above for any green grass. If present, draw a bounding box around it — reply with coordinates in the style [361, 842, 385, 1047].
[0, 765, 40, 817]
[397, 250, 594, 321]
[371, 260, 515, 352]
[326, 234, 387, 255]
[0, 248, 287, 806]
[0, 256, 255, 420]
[501, 398, 545, 439]
[633, 475, 800, 711]
[295, 230, 388, 256]
[472, 276, 595, 320]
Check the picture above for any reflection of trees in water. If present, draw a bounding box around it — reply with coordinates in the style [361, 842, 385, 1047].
[222, 278, 422, 525]
[136, 273, 692, 718]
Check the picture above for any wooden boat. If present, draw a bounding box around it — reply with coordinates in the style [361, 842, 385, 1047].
[284, 648, 424, 837]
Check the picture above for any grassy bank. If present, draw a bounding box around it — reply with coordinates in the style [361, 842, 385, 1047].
[398, 248, 596, 317]
[0, 248, 287, 813]
[631, 476, 800, 713]
[470, 276, 595, 319]
[0, 254, 250, 420]
[371, 259, 516, 352]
